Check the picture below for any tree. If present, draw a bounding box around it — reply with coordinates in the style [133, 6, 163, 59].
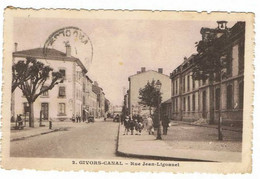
[192, 26, 231, 124]
[12, 58, 36, 93]
[13, 57, 63, 127]
[105, 99, 109, 113]
[138, 80, 162, 115]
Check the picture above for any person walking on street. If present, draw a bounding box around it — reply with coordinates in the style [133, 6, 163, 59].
[162, 115, 169, 135]
[17, 114, 23, 129]
[76, 115, 79, 123]
[146, 115, 154, 135]
[129, 117, 135, 135]
[123, 116, 130, 135]
[71, 114, 75, 122]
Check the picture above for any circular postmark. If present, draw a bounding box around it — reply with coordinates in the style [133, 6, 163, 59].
[43, 26, 93, 69]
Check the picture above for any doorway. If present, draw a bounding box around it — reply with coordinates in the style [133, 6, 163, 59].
[41, 103, 49, 120]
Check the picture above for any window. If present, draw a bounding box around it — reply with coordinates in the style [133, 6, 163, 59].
[83, 83, 86, 92]
[227, 85, 233, 109]
[58, 103, 66, 115]
[175, 80, 178, 94]
[172, 99, 175, 113]
[226, 49, 233, 77]
[183, 77, 186, 92]
[76, 71, 82, 81]
[215, 88, 220, 110]
[83, 96, 86, 105]
[58, 86, 66, 97]
[239, 39, 245, 73]
[183, 97, 186, 111]
[59, 69, 66, 83]
[23, 102, 29, 115]
[187, 75, 190, 91]
[41, 86, 49, 97]
[192, 94, 195, 111]
[192, 78, 195, 89]
[176, 98, 178, 112]
[239, 81, 244, 109]
[188, 96, 190, 111]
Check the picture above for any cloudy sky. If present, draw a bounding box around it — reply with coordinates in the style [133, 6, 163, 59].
[13, 17, 235, 106]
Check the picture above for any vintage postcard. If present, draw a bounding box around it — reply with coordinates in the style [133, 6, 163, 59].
[1, 8, 254, 173]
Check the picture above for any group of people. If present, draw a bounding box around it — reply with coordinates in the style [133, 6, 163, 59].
[122, 114, 170, 136]
[123, 114, 144, 135]
[71, 115, 83, 123]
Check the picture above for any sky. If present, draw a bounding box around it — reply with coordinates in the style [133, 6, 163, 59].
[13, 17, 236, 106]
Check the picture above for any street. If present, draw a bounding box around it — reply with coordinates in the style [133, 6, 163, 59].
[10, 118, 125, 159]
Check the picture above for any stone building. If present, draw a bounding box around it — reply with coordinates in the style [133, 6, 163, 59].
[12, 44, 87, 121]
[128, 67, 171, 117]
[92, 81, 105, 118]
[170, 22, 245, 126]
[83, 75, 98, 119]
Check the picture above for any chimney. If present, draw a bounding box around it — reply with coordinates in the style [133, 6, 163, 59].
[94, 81, 99, 86]
[141, 67, 146, 73]
[158, 68, 163, 74]
[14, 42, 18, 52]
[65, 43, 71, 57]
[217, 21, 228, 30]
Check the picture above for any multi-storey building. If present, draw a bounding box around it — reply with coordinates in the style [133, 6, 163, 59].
[170, 21, 245, 126]
[12, 44, 87, 121]
[128, 67, 171, 117]
[92, 81, 105, 118]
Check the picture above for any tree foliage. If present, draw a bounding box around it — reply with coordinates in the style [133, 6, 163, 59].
[12, 58, 36, 93]
[16, 58, 63, 103]
[12, 57, 63, 127]
[192, 29, 231, 82]
[105, 99, 109, 113]
[138, 80, 162, 114]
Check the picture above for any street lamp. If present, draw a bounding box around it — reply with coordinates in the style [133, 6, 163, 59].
[155, 80, 162, 140]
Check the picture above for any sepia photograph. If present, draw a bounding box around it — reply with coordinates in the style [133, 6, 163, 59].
[1, 9, 254, 173]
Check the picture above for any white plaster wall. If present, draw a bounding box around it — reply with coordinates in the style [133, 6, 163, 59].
[13, 57, 78, 120]
[129, 71, 171, 109]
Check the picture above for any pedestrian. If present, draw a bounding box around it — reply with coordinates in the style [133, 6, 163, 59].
[49, 117, 53, 129]
[146, 115, 154, 135]
[76, 115, 79, 123]
[134, 119, 139, 135]
[137, 121, 144, 135]
[162, 115, 169, 135]
[129, 117, 135, 135]
[71, 114, 75, 123]
[17, 114, 23, 129]
[123, 116, 130, 135]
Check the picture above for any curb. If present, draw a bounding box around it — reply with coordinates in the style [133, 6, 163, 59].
[115, 124, 213, 162]
[11, 128, 61, 142]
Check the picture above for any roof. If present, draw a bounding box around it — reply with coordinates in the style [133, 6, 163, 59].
[128, 70, 170, 79]
[85, 75, 93, 83]
[13, 48, 78, 60]
[13, 48, 87, 73]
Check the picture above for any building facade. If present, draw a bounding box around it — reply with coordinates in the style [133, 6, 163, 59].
[12, 45, 87, 121]
[128, 67, 171, 117]
[92, 81, 105, 118]
[170, 22, 245, 126]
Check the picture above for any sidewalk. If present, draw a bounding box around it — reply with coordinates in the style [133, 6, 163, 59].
[117, 123, 242, 162]
[10, 121, 86, 141]
[173, 120, 242, 132]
